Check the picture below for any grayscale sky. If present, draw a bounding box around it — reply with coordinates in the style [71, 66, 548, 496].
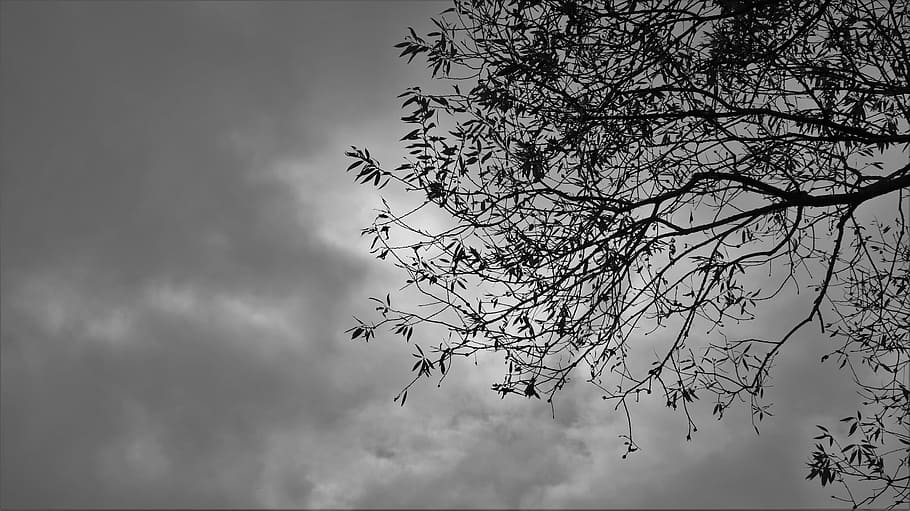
[0, 1, 863, 508]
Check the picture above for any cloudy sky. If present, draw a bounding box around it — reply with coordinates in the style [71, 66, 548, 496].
[0, 1, 867, 508]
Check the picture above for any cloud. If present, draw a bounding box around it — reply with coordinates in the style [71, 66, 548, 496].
[0, 1, 871, 508]
[0, 1, 456, 506]
[0, 2, 388, 507]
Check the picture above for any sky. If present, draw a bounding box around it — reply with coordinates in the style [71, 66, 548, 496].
[0, 1, 873, 508]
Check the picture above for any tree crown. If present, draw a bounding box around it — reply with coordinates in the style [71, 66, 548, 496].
[347, 0, 909, 506]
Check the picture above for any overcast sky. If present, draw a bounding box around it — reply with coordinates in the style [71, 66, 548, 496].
[0, 1, 868, 508]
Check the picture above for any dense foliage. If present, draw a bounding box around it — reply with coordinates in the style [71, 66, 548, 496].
[346, 0, 909, 506]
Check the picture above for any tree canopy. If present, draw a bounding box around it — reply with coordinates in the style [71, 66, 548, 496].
[345, 0, 909, 506]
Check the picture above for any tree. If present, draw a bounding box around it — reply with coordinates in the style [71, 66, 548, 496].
[345, 0, 909, 506]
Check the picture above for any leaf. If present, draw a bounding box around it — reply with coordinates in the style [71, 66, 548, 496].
[402, 129, 421, 141]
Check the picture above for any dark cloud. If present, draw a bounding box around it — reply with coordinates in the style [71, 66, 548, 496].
[2, 2, 336, 292]
[0, 1, 441, 507]
[2, 285, 342, 507]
